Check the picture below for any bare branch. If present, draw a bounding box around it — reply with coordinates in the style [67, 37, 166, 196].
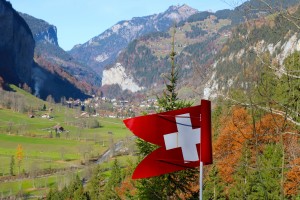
[218, 93, 300, 126]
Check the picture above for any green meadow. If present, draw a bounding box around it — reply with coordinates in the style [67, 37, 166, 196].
[0, 85, 133, 198]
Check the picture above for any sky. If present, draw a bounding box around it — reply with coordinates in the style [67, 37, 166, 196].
[8, 0, 245, 51]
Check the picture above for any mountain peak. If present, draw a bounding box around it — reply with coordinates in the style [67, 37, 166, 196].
[69, 4, 199, 73]
[161, 4, 199, 22]
[166, 4, 198, 13]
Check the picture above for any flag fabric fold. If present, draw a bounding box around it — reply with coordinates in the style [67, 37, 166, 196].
[123, 99, 212, 179]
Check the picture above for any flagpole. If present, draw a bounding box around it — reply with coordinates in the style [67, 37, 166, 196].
[199, 123, 203, 200]
[200, 161, 203, 200]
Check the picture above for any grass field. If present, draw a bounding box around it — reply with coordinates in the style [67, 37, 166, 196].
[0, 155, 137, 198]
[0, 85, 134, 198]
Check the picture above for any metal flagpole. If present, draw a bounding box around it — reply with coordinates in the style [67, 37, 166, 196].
[199, 104, 203, 200]
[199, 122, 203, 200]
[199, 161, 203, 200]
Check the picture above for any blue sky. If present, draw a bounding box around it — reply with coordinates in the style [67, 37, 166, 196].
[8, 0, 245, 50]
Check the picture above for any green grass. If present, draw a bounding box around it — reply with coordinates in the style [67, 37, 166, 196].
[0, 85, 134, 198]
[0, 172, 80, 198]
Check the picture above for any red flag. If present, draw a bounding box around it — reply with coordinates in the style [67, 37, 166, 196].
[123, 100, 212, 179]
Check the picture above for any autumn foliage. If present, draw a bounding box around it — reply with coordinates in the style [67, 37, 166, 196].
[212, 105, 300, 197]
[214, 107, 252, 183]
[285, 158, 300, 196]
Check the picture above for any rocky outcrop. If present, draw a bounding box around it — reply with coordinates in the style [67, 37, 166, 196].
[0, 0, 34, 85]
[102, 63, 143, 92]
[19, 13, 58, 46]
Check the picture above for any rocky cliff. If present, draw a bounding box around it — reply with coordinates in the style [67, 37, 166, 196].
[19, 12, 58, 46]
[20, 13, 102, 88]
[0, 0, 34, 85]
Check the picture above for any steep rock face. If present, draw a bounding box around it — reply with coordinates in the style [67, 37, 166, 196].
[0, 0, 34, 85]
[69, 4, 198, 74]
[20, 13, 102, 89]
[102, 63, 143, 92]
[19, 13, 58, 46]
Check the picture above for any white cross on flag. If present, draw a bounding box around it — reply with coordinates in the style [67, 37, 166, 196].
[124, 100, 212, 179]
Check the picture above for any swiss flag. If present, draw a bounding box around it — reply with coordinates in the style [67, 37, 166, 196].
[123, 99, 212, 179]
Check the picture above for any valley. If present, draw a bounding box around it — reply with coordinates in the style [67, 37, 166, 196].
[1, 0, 300, 199]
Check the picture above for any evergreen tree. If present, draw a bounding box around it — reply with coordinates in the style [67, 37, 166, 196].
[157, 28, 190, 112]
[10, 155, 15, 176]
[229, 144, 254, 199]
[203, 165, 226, 200]
[60, 186, 69, 200]
[251, 144, 283, 199]
[137, 28, 198, 199]
[103, 159, 123, 199]
[46, 187, 61, 200]
[66, 175, 89, 199]
[230, 144, 283, 199]
[88, 165, 105, 199]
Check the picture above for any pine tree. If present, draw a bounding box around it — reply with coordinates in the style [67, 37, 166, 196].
[46, 187, 61, 200]
[229, 144, 254, 199]
[103, 159, 123, 199]
[203, 165, 226, 200]
[66, 175, 89, 199]
[88, 165, 105, 199]
[137, 27, 198, 199]
[10, 155, 15, 176]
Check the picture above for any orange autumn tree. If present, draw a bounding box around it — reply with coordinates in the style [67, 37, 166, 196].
[214, 107, 252, 183]
[16, 144, 23, 174]
[285, 158, 300, 197]
[115, 159, 137, 199]
[254, 113, 288, 146]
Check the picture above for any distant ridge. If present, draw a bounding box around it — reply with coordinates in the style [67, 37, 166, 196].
[68, 4, 199, 76]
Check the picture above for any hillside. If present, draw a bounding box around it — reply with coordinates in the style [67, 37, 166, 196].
[101, 11, 231, 97]
[0, 85, 133, 198]
[204, 4, 300, 99]
[100, 0, 300, 100]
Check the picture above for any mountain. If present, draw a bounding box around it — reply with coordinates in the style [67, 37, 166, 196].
[204, 3, 300, 99]
[101, 10, 232, 97]
[0, 1, 91, 101]
[69, 4, 199, 75]
[101, 0, 300, 99]
[19, 13, 102, 90]
[0, 0, 34, 86]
